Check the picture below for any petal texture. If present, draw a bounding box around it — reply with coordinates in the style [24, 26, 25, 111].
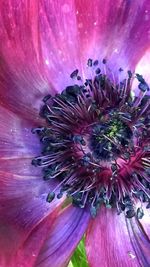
[86, 206, 150, 267]
[0, 206, 59, 267]
[13, 212, 57, 267]
[75, 0, 150, 71]
[0, 0, 150, 116]
[0, 0, 80, 118]
[0, 175, 62, 232]
[35, 206, 90, 267]
[0, 106, 41, 159]
[0, 173, 64, 266]
[135, 48, 150, 87]
[0, 49, 50, 122]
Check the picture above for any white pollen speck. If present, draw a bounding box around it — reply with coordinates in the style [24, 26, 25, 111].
[128, 251, 136, 259]
[45, 59, 49, 65]
[130, 91, 135, 100]
[94, 21, 97, 26]
[114, 48, 119, 53]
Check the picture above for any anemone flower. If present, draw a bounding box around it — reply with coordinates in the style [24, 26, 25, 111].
[0, 1, 150, 267]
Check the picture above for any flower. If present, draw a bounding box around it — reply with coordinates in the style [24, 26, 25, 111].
[0, 1, 150, 267]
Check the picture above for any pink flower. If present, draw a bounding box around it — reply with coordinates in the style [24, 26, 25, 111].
[0, 1, 150, 267]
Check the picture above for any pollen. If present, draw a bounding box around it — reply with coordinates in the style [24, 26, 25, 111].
[32, 59, 150, 218]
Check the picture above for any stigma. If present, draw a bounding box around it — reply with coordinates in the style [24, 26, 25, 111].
[32, 59, 150, 218]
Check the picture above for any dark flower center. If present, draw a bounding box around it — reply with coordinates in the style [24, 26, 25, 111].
[90, 118, 132, 160]
[32, 59, 150, 218]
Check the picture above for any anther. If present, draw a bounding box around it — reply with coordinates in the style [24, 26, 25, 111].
[87, 58, 93, 67]
[70, 69, 79, 79]
[46, 192, 55, 203]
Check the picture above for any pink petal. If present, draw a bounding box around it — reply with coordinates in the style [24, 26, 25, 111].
[35, 205, 90, 267]
[0, 173, 64, 266]
[86, 206, 150, 267]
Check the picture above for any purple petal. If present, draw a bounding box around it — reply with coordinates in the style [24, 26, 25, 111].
[86, 206, 150, 267]
[0, 175, 62, 230]
[0, 173, 64, 266]
[0, 206, 60, 267]
[35, 205, 90, 267]
[126, 208, 150, 267]
[134, 48, 150, 87]
[0, 158, 41, 176]
[0, 106, 41, 159]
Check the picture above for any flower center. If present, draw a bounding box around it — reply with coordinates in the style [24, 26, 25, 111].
[32, 59, 150, 218]
[90, 117, 132, 161]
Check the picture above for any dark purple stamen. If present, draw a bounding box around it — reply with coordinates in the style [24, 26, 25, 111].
[87, 58, 93, 67]
[70, 69, 79, 79]
[93, 60, 99, 66]
[32, 59, 150, 218]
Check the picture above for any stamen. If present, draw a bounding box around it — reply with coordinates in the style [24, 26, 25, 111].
[32, 58, 150, 218]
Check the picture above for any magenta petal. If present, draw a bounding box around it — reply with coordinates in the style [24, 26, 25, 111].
[0, 53, 51, 122]
[0, 0, 80, 107]
[86, 206, 150, 267]
[75, 0, 150, 71]
[5, 208, 59, 267]
[39, 0, 82, 91]
[35, 206, 90, 267]
[0, 0, 150, 108]
[0, 1, 54, 121]
[0, 207, 60, 267]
